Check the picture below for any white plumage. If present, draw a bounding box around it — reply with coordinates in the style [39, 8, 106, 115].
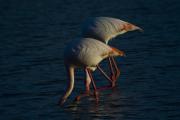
[64, 38, 119, 70]
[60, 38, 124, 104]
[82, 17, 142, 44]
[60, 17, 142, 105]
[81, 17, 142, 87]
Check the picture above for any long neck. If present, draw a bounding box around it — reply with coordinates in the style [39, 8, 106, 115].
[62, 65, 75, 101]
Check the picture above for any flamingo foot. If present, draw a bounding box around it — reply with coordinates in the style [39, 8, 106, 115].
[97, 84, 116, 91]
[74, 91, 100, 104]
[94, 91, 99, 103]
[74, 91, 93, 101]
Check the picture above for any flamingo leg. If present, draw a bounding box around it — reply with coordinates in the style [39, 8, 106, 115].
[84, 69, 91, 93]
[111, 57, 120, 80]
[75, 69, 93, 101]
[107, 57, 120, 87]
[75, 69, 99, 102]
[97, 65, 116, 88]
[108, 57, 116, 82]
[97, 65, 112, 83]
[87, 69, 99, 102]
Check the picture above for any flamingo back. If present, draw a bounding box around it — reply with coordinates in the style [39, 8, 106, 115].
[82, 17, 128, 43]
[64, 38, 112, 68]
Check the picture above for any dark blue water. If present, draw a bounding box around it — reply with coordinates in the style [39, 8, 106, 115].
[0, 0, 180, 120]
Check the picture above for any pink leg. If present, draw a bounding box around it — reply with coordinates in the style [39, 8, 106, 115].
[75, 69, 92, 101]
[97, 65, 116, 88]
[75, 69, 99, 102]
[87, 69, 99, 103]
[85, 69, 91, 93]
[111, 57, 120, 80]
[108, 57, 116, 82]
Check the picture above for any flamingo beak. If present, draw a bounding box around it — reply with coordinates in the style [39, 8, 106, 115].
[119, 50, 126, 57]
[134, 26, 144, 32]
[111, 47, 126, 57]
[59, 98, 66, 106]
[125, 23, 143, 32]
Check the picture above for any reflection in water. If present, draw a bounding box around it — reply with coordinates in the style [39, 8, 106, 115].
[64, 88, 133, 119]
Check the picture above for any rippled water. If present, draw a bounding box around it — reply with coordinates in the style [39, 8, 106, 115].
[0, 0, 180, 120]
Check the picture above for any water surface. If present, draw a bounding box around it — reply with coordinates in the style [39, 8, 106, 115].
[0, 0, 180, 120]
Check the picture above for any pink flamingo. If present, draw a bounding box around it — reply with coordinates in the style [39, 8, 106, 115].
[82, 17, 143, 86]
[60, 38, 125, 105]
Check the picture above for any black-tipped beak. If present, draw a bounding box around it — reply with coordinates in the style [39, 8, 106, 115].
[134, 26, 143, 32]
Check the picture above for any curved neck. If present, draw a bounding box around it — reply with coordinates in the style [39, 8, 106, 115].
[62, 65, 74, 101]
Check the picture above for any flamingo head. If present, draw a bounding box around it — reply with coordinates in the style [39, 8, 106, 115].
[59, 98, 66, 106]
[123, 23, 143, 32]
[110, 47, 126, 57]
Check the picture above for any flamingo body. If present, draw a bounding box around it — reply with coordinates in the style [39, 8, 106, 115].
[61, 38, 124, 104]
[82, 17, 142, 44]
[82, 17, 142, 84]
[64, 38, 118, 70]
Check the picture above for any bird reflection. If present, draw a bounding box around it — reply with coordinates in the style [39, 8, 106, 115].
[64, 87, 132, 119]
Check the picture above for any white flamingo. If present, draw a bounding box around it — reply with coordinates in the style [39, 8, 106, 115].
[82, 17, 143, 86]
[60, 38, 125, 105]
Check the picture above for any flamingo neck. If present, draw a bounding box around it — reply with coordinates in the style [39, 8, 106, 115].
[62, 65, 75, 101]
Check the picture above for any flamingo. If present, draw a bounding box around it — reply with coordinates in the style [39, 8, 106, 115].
[60, 38, 125, 105]
[82, 17, 143, 86]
